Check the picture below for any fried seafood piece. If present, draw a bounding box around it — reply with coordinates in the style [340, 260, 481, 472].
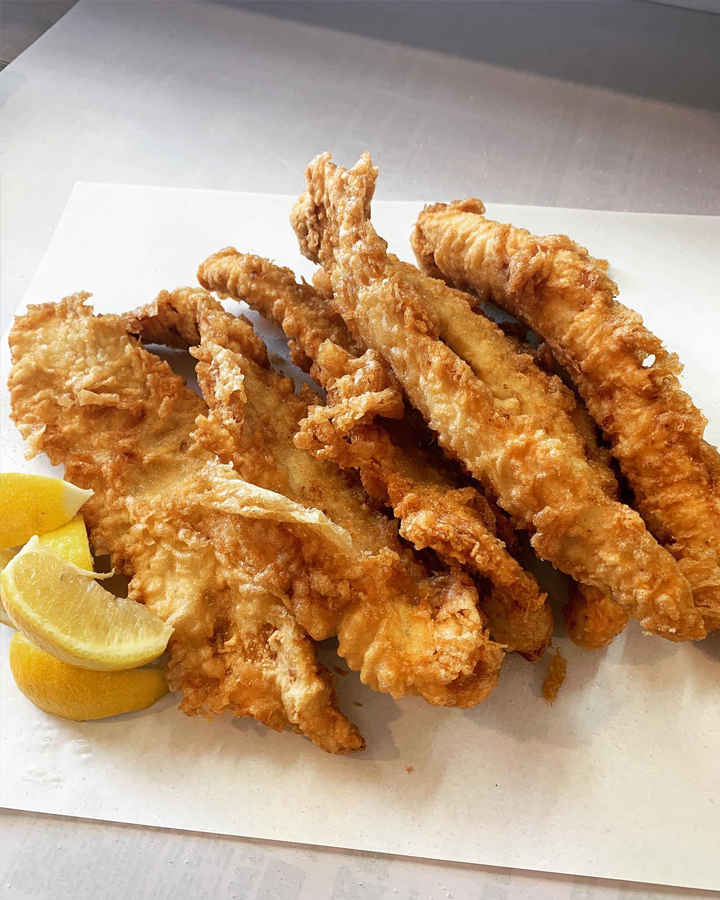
[493, 317, 629, 648]
[198, 249, 552, 659]
[291, 151, 703, 643]
[398, 261, 630, 650]
[412, 199, 720, 632]
[563, 584, 631, 652]
[8, 295, 363, 753]
[124, 287, 505, 707]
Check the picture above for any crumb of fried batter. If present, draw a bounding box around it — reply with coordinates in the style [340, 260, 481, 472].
[542, 649, 568, 703]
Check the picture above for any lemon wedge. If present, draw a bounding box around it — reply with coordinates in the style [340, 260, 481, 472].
[0, 473, 93, 547]
[37, 514, 94, 571]
[9, 632, 169, 721]
[1, 518, 93, 627]
[0, 538, 173, 670]
[0, 549, 17, 627]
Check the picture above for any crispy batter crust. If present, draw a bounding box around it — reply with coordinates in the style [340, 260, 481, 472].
[199, 250, 553, 659]
[492, 316, 626, 649]
[541, 649, 567, 703]
[291, 152, 703, 643]
[125, 288, 505, 708]
[412, 200, 720, 631]
[562, 584, 630, 652]
[8, 295, 363, 753]
[398, 253, 629, 650]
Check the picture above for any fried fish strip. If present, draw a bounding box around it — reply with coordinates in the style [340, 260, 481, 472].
[399, 260, 631, 650]
[291, 151, 703, 643]
[125, 287, 505, 707]
[492, 319, 630, 648]
[412, 200, 720, 631]
[199, 250, 552, 658]
[8, 295, 363, 753]
[200, 252, 626, 652]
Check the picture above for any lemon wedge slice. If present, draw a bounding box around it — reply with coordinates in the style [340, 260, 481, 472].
[0, 549, 17, 627]
[0, 473, 93, 547]
[9, 632, 169, 721]
[1, 518, 93, 627]
[37, 514, 94, 571]
[0, 538, 172, 670]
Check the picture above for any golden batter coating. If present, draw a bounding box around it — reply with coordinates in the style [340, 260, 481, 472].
[412, 199, 720, 631]
[199, 249, 553, 659]
[291, 152, 703, 643]
[400, 262, 628, 651]
[125, 287, 505, 708]
[541, 649, 568, 703]
[8, 295, 363, 753]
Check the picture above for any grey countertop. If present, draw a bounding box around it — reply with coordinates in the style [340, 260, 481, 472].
[1, 2, 719, 897]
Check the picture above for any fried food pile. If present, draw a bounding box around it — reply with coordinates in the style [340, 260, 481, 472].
[8, 151, 717, 752]
[412, 198, 720, 636]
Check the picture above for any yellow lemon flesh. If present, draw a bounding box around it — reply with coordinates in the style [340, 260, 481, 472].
[1, 518, 93, 627]
[0, 549, 17, 627]
[0, 473, 93, 547]
[37, 514, 94, 571]
[0, 538, 173, 670]
[9, 632, 169, 721]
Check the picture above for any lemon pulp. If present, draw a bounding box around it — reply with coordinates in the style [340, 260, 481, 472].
[0, 539, 172, 670]
[37, 514, 93, 570]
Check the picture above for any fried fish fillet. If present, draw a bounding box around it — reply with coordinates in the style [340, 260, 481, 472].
[198, 249, 553, 659]
[490, 319, 630, 649]
[8, 295, 363, 753]
[397, 259, 631, 651]
[291, 151, 704, 643]
[124, 287, 505, 707]
[412, 199, 720, 631]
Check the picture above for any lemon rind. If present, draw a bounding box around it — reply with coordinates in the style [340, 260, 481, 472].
[0, 541, 172, 671]
[59, 481, 94, 519]
[9, 633, 169, 720]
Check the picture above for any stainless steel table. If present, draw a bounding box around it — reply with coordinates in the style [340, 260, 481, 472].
[1, 2, 718, 897]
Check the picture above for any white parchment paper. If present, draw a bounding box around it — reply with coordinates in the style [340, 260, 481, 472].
[1, 184, 718, 891]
